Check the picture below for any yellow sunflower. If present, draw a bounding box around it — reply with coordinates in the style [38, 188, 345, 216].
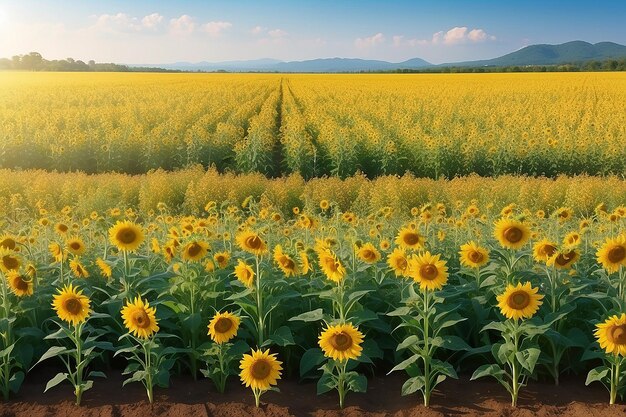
[595, 314, 626, 356]
[357, 243, 381, 264]
[317, 249, 346, 284]
[55, 222, 69, 235]
[273, 245, 298, 277]
[299, 251, 312, 275]
[239, 349, 282, 391]
[320, 200, 330, 210]
[182, 240, 210, 262]
[547, 249, 579, 270]
[532, 239, 558, 263]
[497, 282, 543, 320]
[96, 258, 112, 279]
[596, 235, 626, 274]
[0, 234, 17, 251]
[121, 296, 159, 339]
[563, 231, 581, 248]
[387, 247, 410, 277]
[235, 230, 268, 256]
[214, 251, 231, 269]
[408, 251, 448, 291]
[52, 284, 91, 325]
[0, 249, 21, 273]
[459, 241, 490, 268]
[69, 257, 89, 278]
[207, 311, 240, 344]
[318, 323, 364, 362]
[234, 259, 255, 288]
[6, 270, 33, 297]
[395, 226, 425, 250]
[494, 218, 531, 250]
[65, 236, 86, 256]
[49, 242, 64, 263]
[109, 221, 145, 252]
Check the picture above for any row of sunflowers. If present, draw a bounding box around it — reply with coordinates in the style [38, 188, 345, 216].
[0, 198, 625, 408]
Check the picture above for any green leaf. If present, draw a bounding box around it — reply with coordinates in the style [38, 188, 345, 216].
[481, 321, 507, 333]
[182, 313, 202, 333]
[81, 380, 94, 392]
[439, 336, 471, 351]
[397, 335, 420, 351]
[586, 366, 609, 386]
[44, 373, 69, 392]
[515, 348, 540, 373]
[317, 372, 336, 395]
[387, 306, 412, 317]
[300, 348, 325, 376]
[346, 373, 367, 393]
[265, 326, 295, 347]
[401, 376, 425, 396]
[32, 346, 68, 369]
[225, 287, 254, 301]
[289, 309, 324, 322]
[437, 317, 467, 331]
[88, 371, 107, 379]
[388, 353, 420, 374]
[470, 364, 505, 381]
[9, 371, 24, 393]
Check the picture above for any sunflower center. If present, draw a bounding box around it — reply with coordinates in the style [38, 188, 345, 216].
[281, 257, 295, 270]
[133, 310, 151, 329]
[58, 224, 68, 232]
[70, 242, 81, 251]
[503, 227, 523, 243]
[64, 298, 82, 315]
[468, 251, 484, 263]
[542, 245, 557, 257]
[608, 246, 626, 264]
[611, 325, 626, 345]
[420, 264, 439, 280]
[331, 332, 353, 351]
[397, 257, 408, 271]
[14, 276, 29, 291]
[2, 255, 18, 270]
[246, 236, 263, 250]
[187, 243, 202, 257]
[507, 291, 530, 310]
[216, 255, 225, 263]
[214, 317, 233, 333]
[403, 232, 420, 246]
[555, 251, 575, 266]
[362, 250, 375, 260]
[0, 239, 16, 250]
[117, 228, 137, 244]
[251, 359, 271, 379]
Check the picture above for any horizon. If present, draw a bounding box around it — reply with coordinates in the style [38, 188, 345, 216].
[1, 1, 625, 65]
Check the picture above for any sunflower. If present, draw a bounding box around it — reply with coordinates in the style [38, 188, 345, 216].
[150, 238, 161, 254]
[318, 323, 364, 362]
[49, 242, 64, 263]
[214, 251, 230, 269]
[163, 242, 176, 263]
[459, 241, 490, 268]
[6, 270, 33, 297]
[208, 311, 240, 344]
[0, 249, 21, 273]
[181, 240, 210, 262]
[596, 235, 626, 274]
[234, 259, 255, 288]
[497, 282, 543, 321]
[96, 258, 112, 279]
[395, 226, 425, 250]
[408, 251, 448, 291]
[65, 236, 86, 256]
[320, 200, 330, 210]
[69, 257, 89, 278]
[547, 249, 579, 270]
[532, 239, 558, 263]
[0, 234, 17, 251]
[317, 249, 346, 283]
[595, 314, 626, 356]
[55, 222, 69, 235]
[236, 230, 268, 256]
[121, 296, 159, 339]
[299, 251, 312, 275]
[357, 243, 381, 264]
[240, 349, 282, 391]
[494, 218, 531, 250]
[273, 245, 298, 277]
[109, 221, 145, 252]
[387, 247, 409, 277]
[52, 284, 90, 325]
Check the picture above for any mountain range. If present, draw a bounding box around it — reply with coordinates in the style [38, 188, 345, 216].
[135, 41, 626, 72]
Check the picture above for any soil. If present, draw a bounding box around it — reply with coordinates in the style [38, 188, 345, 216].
[0, 368, 625, 417]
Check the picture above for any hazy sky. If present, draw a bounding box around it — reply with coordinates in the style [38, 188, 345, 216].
[0, 0, 625, 64]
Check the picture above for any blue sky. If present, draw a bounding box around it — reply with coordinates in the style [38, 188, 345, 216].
[0, 0, 625, 64]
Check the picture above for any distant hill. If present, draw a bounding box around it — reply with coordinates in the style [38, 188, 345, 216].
[274, 57, 432, 72]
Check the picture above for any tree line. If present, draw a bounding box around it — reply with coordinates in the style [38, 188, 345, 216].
[0, 52, 179, 72]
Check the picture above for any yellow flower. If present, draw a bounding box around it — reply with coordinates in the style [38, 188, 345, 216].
[207, 311, 240, 344]
[497, 282, 543, 320]
[0, 234, 17, 251]
[320, 200, 330, 210]
[69, 257, 89, 278]
[65, 236, 86, 256]
[494, 218, 531, 250]
[109, 221, 145, 252]
[121, 296, 159, 339]
[239, 349, 282, 391]
[318, 323, 364, 362]
[214, 251, 231, 269]
[547, 249, 579, 270]
[49, 242, 64, 263]
[387, 247, 409, 277]
[357, 243, 381, 264]
[563, 231, 581, 248]
[595, 314, 626, 356]
[235, 230, 268, 256]
[299, 251, 312, 275]
[395, 226, 425, 250]
[234, 259, 255, 288]
[273, 245, 298, 277]
[55, 222, 69, 235]
[408, 251, 448, 291]
[96, 258, 112, 279]
[317, 249, 345, 283]
[52, 284, 90, 325]
[596, 235, 626, 274]
[182, 240, 210, 262]
[6, 270, 33, 297]
[532, 239, 557, 263]
[459, 241, 489, 268]
[0, 248, 21, 273]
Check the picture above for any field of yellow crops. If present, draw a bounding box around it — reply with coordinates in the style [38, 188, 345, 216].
[1, 72, 626, 409]
[1, 72, 625, 177]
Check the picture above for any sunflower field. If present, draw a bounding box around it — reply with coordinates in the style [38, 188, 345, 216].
[1, 71, 626, 411]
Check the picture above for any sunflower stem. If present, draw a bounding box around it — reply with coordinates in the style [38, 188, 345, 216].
[255, 256, 264, 346]
[74, 322, 83, 405]
[511, 320, 520, 407]
[423, 288, 431, 407]
[0, 272, 11, 401]
[143, 339, 154, 404]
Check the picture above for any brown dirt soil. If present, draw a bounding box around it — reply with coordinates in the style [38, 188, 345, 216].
[1, 369, 625, 417]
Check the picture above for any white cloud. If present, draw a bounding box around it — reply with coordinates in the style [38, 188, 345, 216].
[169, 15, 195, 35]
[268, 28, 288, 38]
[201, 21, 232, 36]
[141, 13, 164, 30]
[392, 35, 428, 48]
[91, 13, 164, 33]
[432, 27, 495, 45]
[355, 32, 385, 49]
[250, 25, 266, 35]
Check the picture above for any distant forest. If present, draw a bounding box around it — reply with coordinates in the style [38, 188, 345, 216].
[2, 51, 626, 73]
